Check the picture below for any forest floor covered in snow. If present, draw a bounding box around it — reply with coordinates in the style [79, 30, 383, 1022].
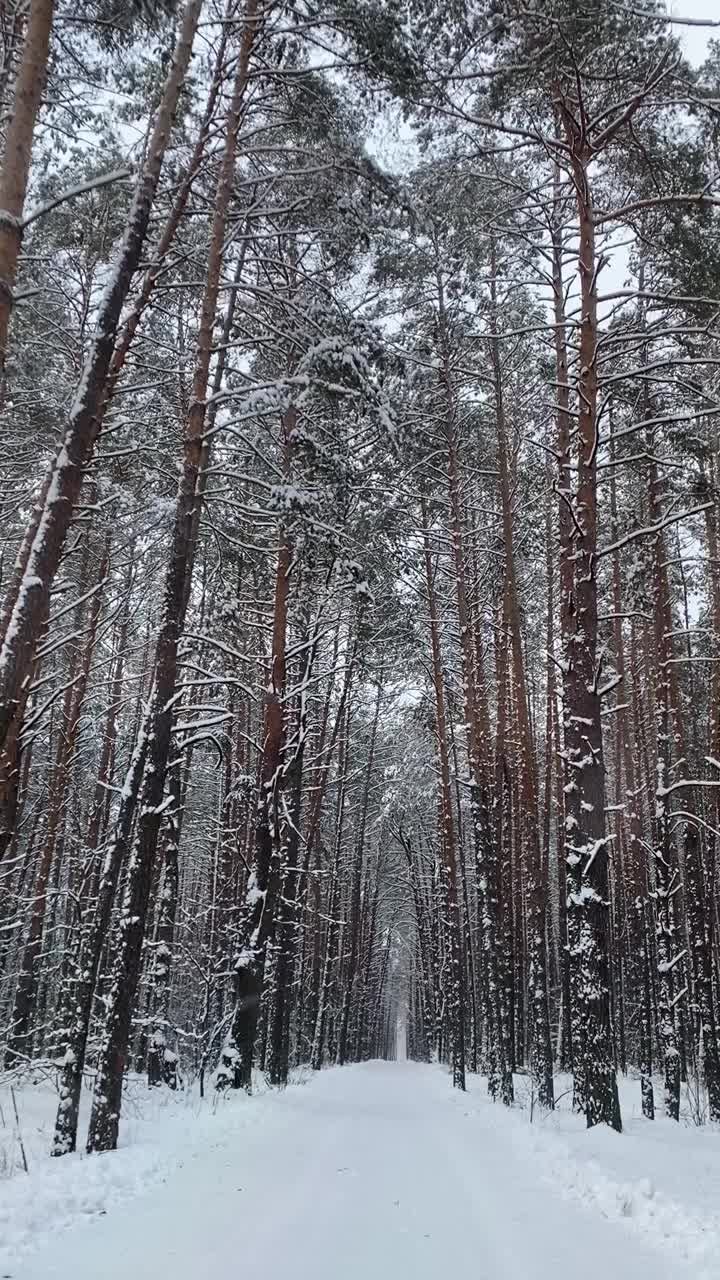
[1, 1061, 719, 1278]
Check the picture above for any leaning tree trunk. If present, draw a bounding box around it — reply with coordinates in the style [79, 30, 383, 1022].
[85, 2, 261, 1154]
[0, 0, 204, 862]
[1, 25, 228, 871]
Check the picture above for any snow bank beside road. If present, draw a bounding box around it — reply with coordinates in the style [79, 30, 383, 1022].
[520, 1118, 720, 1277]
[479, 1074, 720, 1279]
[0, 1070, 278, 1275]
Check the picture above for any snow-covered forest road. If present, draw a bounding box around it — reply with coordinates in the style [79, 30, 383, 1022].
[8, 1062, 707, 1280]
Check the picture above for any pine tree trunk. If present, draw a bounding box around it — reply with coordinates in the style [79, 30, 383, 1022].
[0, 0, 203, 803]
[5, 543, 107, 1066]
[0, 0, 54, 390]
[51, 713, 151, 1155]
[147, 763, 182, 1089]
[647, 438, 683, 1121]
[684, 825, 720, 1121]
[311, 716, 350, 1070]
[222, 521, 293, 1090]
[550, 154, 576, 1078]
[266, 615, 318, 1085]
[489, 261, 553, 1109]
[432, 250, 512, 1103]
[86, 5, 260, 1153]
[336, 677, 383, 1068]
[555, 92, 620, 1131]
[420, 492, 465, 1089]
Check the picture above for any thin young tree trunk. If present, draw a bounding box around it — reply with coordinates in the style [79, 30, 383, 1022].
[637, 897, 655, 1120]
[84, 573, 133, 867]
[704, 457, 720, 767]
[266, 611, 319, 1085]
[5, 543, 107, 1066]
[432, 244, 511, 1103]
[399, 836, 435, 1063]
[494, 585, 514, 1073]
[336, 676, 383, 1068]
[489, 257, 553, 1109]
[357, 867, 382, 1061]
[684, 824, 720, 1121]
[420, 491, 465, 1089]
[446, 690, 478, 1072]
[642, 340, 684, 1120]
[146, 756, 183, 1089]
[295, 628, 357, 1046]
[51, 708, 151, 1155]
[549, 159, 575, 1077]
[608, 429, 653, 1114]
[311, 705, 351, 1070]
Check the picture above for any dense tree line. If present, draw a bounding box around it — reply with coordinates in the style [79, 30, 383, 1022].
[1, 0, 720, 1154]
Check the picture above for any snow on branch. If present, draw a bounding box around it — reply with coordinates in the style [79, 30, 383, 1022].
[21, 169, 132, 230]
[597, 502, 712, 560]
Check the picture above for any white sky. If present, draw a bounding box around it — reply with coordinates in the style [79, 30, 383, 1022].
[673, 0, 718, 65]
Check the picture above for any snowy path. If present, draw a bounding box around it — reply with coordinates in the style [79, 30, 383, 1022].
[8, 1061, 694, 1280]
